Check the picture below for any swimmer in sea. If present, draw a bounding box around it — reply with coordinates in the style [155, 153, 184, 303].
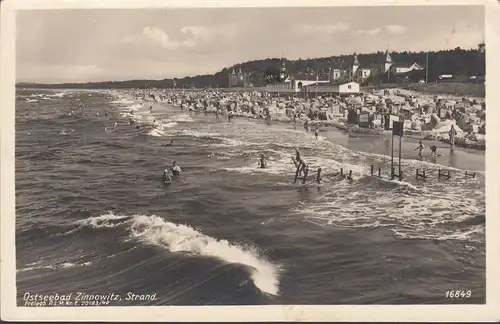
[295, 148, 302, 164]
[430, 145, 437, 158]
[414, 140, 425, 160]
[161, 140, 174, 147]
[164, 169, 172, 184]
[259, 154, 267, 169]
[112, 122, 118, 131]
[171, 161, 181, 176]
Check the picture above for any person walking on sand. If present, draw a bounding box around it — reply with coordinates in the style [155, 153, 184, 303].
[414, 140, 425, 160]
[449, 125, 457, 148]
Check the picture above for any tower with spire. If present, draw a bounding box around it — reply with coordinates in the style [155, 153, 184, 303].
[228, 66, 248, 87]
[279, 60, 288, 81]
[382, 49, 393, 73]
[351, 52, 360, 81]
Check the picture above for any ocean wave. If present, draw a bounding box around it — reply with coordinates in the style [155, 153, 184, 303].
[129, 214, 281, 296]
[61, 212, 281, 296]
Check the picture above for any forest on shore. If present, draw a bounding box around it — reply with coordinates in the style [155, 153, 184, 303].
[17, 47, 485, 90]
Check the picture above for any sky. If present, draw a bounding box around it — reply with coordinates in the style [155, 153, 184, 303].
[16, 6, 485, 83]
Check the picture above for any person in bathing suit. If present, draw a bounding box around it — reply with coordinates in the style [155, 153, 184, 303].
[414, 140, 425, 160]
[161, 140, 174, 147]
[259, 154, 267, 169]
[171, 161, 181, 176]
[164, 169, 172, 184]
[430, 145, 437, 158]
[315, 127, 319, 140]
[448, 125, 457, 148]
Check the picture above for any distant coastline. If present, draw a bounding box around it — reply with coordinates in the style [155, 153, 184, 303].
[16, 82, 485, 98]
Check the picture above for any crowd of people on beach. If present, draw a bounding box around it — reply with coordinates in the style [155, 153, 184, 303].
[83, 86, 477, 185]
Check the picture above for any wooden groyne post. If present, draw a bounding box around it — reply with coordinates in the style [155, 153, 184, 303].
[391, 167, 404, 181]
[465, 171, 476, 178]
[437, 169, 451, 180]
[316, 168, 322, 184]
[370, 164, 382, 178]
[416, 169, 427, 181]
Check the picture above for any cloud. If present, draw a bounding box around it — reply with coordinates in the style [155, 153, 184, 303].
[123, 26, 192, 50]
[357, 28, 382, 36]
[385, 24, 407, 35]
[295, 22, 350, 35]
[121, 24, 241, 52]
[181, 25, 238, 42]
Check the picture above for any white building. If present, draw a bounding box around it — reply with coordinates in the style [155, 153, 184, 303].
[303, 81, 360, 95]
[266, 74, 331, 93]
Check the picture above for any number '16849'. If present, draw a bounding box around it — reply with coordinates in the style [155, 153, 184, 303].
[445, 290, 472, 298]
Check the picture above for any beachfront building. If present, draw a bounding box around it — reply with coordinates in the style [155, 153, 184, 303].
[228, 67, 249, 87]
[377, 50, 425, 84]
[265, 62, 331, 93]
[302, 81, 360, 96]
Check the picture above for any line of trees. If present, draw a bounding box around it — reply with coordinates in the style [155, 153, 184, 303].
[17, 47, 485, 89]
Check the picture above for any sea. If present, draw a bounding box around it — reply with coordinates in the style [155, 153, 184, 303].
[15, 88, 486, 305]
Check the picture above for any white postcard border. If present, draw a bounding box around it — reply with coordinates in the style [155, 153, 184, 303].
[1, 0, 499, 322]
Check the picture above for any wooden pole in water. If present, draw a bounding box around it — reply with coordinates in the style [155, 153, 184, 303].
[398, 135, 402, 180]
[390, 133, 395, 180]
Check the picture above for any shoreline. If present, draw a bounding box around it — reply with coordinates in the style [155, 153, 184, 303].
[191, 106, 486, 152]
[160, 104, 484, 172]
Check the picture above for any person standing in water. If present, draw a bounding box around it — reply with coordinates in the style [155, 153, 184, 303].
[171, 161, 181, 176]
[149, 105, 153, 113]
[449, 125, 457, 148]
[259, 154, 267, 169]
[414, 140, 425, 160]
[315, 127, 319, 140]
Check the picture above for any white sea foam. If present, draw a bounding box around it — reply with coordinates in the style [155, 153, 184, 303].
[76, 212, 130, 229]
[110, 97, 136, 105]
[130, 214, 281, 296]
[17, 261, 93, 273]
[68, 212, 281, 295]
[148, 128, 166, 137]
